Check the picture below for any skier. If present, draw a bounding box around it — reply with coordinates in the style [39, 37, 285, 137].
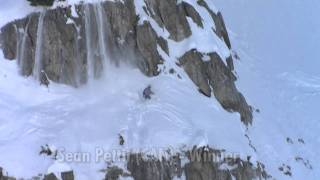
[143, 85, 154, 100]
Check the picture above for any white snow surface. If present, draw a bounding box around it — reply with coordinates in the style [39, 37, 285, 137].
[214, 0, 320, 179]
[0, 0, 319, 179]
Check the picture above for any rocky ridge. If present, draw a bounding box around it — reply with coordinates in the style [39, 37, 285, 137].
[0, 146, 269, 180]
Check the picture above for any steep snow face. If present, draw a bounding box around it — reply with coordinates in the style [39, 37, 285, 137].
[215, 0, 320, 179]
[0, 50, 252, 179]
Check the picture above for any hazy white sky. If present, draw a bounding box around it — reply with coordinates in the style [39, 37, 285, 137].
[214, 0, 320, 75]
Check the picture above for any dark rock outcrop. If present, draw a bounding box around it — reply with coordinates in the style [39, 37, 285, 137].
[179, 49, 252, 125]
[41, 8, 81, 85]
[44, 173, 58, 180]
[43, 171, 74, 180]
[136, 22, 163, 76]
[197, 0, 231, 49]
[144, 0, 192, 41]
[105, 147, 269, 180]
[179, 49, 211, 97]
[127, 153, 182, 180]
[0, 23, 17, 60]
[61, 171, 74, 180]
[185, 147, 269, 180]
[0, 167, 15, 180]
[182, 2, 203, 28]
[207, 52, 252, 125]
[105, 166, 124, 180]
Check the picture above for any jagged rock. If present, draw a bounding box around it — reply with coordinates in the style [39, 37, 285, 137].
[185, 147, 268, 180]
[42, 7, 84, 86]
[184, 147, 229, 180]
[197, 0, 231, 49]
[43, 171, 73, 180]
[179, 49, 212, 97]
[127, 153, 182, 180]
[107, 147, 268, 180]
[144, 0, 192, 41]
[143, 0, 164, 28]
[206, 52, 252, 125]
[61, 171, 74, 180]
[98, 0, 140, 70]
[44, 173, 58, 180]
[105, 166, 124, 180]
[0, 0, 230, 82]
[179, 49, 252, 125]
[226, 55, 235, 71]
[157, 36, 169, 55]
[137, 22, 163, 76]
[182, 2, 203, 28]
[0, 23, 17, 60]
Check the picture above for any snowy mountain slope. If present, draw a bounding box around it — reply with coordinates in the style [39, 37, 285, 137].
[0, 51, 254, 179]
[0, 0, 319, 179]
[214, 0, 320, 179]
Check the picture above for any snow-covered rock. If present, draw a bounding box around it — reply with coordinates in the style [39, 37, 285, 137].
[0, 0, 252, 124]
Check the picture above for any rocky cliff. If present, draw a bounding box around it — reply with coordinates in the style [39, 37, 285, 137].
[0, 146, 270, 180]
[0, 0, 253, 125]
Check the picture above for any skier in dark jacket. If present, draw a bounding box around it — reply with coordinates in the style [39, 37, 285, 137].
[143, 85, 154, 100]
